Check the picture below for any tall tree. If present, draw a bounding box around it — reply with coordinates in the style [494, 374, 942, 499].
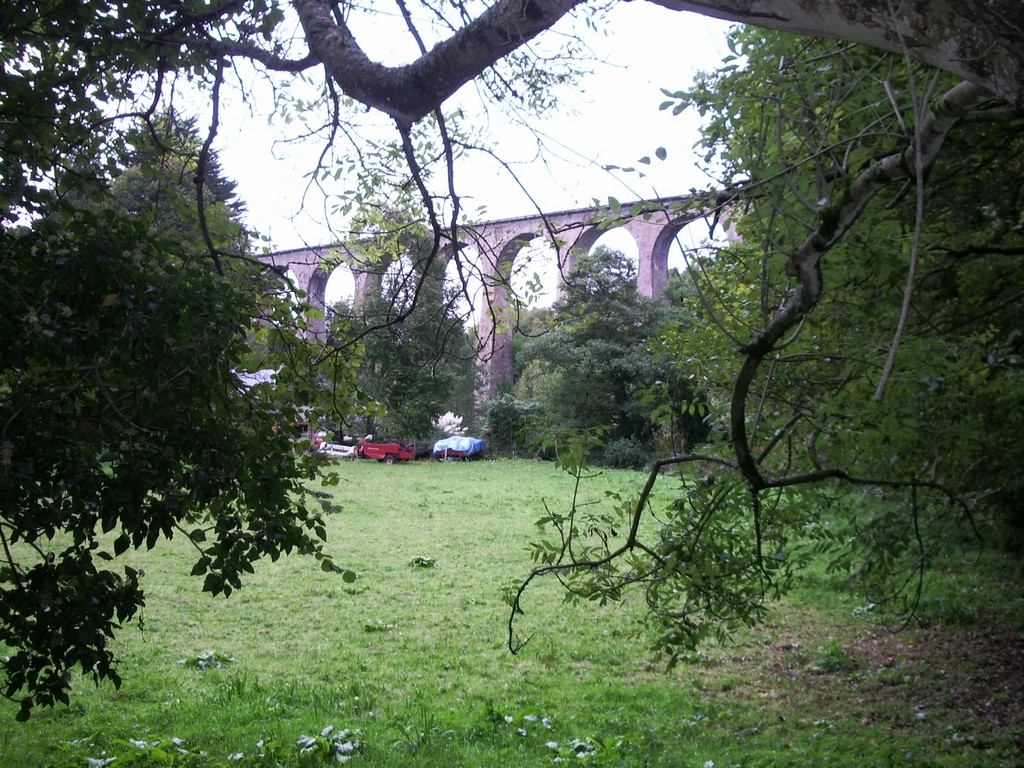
[112, 111, 246, 246]
[327, 224, 476, 440]
[0, 117, 355, 718]
[517, 247, 704, 467]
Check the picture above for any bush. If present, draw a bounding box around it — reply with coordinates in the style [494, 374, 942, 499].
[596, 437, 653, 470]
[485, 395, 539, 455]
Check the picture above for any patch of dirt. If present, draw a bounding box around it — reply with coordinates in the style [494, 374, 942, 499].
[845, 624, 1024, 733]
[750, 618, 1024, 753]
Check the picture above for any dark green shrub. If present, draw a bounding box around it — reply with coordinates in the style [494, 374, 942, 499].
[596, 437, 653, 470]
[485, 394, 539, 455]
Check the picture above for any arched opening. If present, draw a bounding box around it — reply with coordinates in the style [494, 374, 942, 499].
[666, 215, 724, 275]
[508, 237, 559, 309]
[325, 263, 355, 308]
[590, 226, 640, 273]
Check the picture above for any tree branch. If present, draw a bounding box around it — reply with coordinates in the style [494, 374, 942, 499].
[293, 0, 585, 125]
[648, 0, 1023, 104]
[162, 36, 320, 73]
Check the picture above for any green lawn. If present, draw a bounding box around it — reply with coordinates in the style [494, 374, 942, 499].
[2, 458, 1021, 767]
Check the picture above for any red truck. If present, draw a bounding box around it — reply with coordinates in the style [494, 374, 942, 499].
[357, 438, 416, 464]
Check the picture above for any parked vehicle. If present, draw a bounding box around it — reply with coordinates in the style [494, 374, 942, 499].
[319, 442, 357, 459]
[358, 438, 417, 464]
[432, 436, 487, 460]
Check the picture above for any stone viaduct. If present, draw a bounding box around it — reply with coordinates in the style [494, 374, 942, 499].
[256, 193, 725, 399]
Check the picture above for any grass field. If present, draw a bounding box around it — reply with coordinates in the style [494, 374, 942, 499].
[2, 458, 1022, 767]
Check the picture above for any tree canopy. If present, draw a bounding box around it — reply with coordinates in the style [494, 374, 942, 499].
[1, 95, 354, 719]
[5, 1, 1021, 233]
[514, 247, 705, 467]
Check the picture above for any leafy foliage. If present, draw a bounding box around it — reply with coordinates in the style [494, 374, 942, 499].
[109, 111, 247, 250]
[0, 80, 359, 718]
[512, 28, 1024, 659]
[484, 394, 540, 456]
[671, 27, 1024, 552]
[0, 196, 350, 718]
[514, 247, 706, 467]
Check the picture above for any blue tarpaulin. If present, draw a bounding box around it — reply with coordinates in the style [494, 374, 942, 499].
[432, 436, 487, 457]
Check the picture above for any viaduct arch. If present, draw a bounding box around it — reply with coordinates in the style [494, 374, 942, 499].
[257, 193, 729, 399]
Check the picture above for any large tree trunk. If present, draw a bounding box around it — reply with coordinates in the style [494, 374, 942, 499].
[651, 0, 1024, 104]
[292, 0, 1023, 124]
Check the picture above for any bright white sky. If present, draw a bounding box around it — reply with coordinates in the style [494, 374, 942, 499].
[214, 3, 734, 305]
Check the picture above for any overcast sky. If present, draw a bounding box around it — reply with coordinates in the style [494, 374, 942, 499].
[216, 4, 731, 249]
